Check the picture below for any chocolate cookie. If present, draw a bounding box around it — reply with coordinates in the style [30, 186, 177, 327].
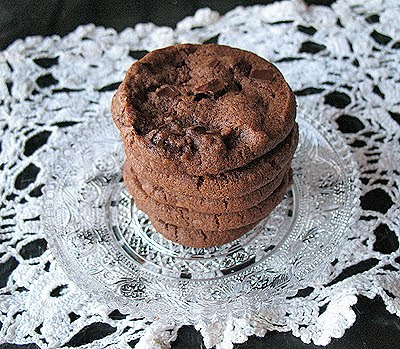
[151, 217, 261, 248]
[112, 43, 296, 176]
[124, 161, 290, 213]
[126, 124, 298, 198]
[126, 170, 292, 231]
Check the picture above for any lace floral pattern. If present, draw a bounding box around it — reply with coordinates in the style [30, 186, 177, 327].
[1, 0, 399, 347]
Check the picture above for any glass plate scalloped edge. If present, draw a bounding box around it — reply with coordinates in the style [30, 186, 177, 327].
[41, 113, 361, 323]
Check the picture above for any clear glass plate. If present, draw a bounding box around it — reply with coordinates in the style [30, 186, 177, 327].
[41, 114, 360, 323]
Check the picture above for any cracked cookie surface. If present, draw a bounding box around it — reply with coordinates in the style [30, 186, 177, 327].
[112, 43, 296, 175]
[126, 124, 298, 198]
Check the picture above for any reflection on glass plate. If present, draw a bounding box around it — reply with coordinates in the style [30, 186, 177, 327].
[42, 114, 360, 323]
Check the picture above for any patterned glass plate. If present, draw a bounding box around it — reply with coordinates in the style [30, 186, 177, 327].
[41, 114, 360, 323]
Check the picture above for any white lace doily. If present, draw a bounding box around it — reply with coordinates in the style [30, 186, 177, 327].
[1, 0, 399, 348]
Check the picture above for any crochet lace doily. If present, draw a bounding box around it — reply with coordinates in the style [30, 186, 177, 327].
[1, 0, 399, 348]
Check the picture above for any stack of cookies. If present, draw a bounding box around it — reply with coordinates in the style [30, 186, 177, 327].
[112, 44, 298, 248]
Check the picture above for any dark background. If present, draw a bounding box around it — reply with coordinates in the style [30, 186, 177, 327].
[0, 0, 336, 50]
[1, 0, 399, 348]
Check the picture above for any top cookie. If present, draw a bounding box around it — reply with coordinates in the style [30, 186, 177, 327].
[112, 44, 296, 175]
